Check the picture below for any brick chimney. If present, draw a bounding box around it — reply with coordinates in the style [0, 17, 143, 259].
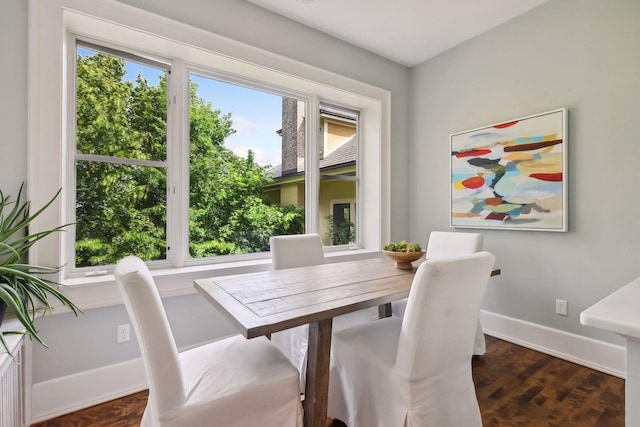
[281, 98, 305, 175]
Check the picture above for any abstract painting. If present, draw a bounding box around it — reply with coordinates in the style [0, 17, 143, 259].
[450, 108, 567, 231]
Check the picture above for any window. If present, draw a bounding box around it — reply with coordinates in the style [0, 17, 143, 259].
[71, 43, 364, 270]
[72, 46, 313, 270]
[74, 43, 169, 268]
[30, 0, 389, 296]
[318, 106, 358, 246]
[187, 73, 306, 257]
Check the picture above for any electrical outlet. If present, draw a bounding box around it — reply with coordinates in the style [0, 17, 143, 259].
[555, 299, 568, 316]
[117, 324, 130, 343]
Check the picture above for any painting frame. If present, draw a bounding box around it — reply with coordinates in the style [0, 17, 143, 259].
[450, 108, 567, 232]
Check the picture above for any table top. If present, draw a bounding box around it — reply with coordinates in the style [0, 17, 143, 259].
[580, 276, 640, 340]
[194, 257, 418, 338]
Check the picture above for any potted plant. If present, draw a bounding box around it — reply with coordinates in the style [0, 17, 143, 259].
[0, 183, 81, 355]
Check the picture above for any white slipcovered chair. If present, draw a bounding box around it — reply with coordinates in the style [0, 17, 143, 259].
[270, 233, 326, 270]
[328, 252, 495, 427]
[391, 230, 487, 355]
[115, 256, 303, 427]
[269, 233, 376, 392]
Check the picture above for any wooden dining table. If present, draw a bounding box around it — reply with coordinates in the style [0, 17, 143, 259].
[194, 256, 500, 427]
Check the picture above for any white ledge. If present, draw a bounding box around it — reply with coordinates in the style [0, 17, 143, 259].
[55, 249, 381, 312]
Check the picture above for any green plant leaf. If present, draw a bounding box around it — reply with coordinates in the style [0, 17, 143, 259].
[0, 184, 81, 356]
[0, 284, 45, 346]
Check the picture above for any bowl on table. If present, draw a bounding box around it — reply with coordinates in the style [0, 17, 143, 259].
[383, 249, 426, 270]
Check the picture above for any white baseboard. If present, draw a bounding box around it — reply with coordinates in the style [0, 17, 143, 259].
[30, 357, 148, 423]
[29, 337, 227, 424]
[479, 310, 626, 378]
[29, 312, 626, 423]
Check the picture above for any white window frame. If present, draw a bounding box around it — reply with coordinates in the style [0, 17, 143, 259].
[71, 39, 174, 272]
[28, 0, 390, 308]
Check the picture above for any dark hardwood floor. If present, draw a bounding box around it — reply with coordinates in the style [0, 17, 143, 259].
[475, 336, 624, 426]
[31, 389, 148, 427]
[31, 336, 624, 427]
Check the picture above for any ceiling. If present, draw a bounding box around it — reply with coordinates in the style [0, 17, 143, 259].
[246, 0, 550, 67]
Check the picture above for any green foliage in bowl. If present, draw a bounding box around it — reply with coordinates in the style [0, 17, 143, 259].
[382, 240, 422, 252]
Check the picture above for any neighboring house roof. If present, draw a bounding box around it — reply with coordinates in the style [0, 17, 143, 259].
[268, 163, 283, 179]
[320, 135, 356, 170]
[269, 136, 356, 179]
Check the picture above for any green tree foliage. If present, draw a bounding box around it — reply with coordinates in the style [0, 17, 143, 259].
[75, 52, 303, 267]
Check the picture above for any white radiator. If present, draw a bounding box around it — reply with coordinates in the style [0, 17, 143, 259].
[0, 322, 26, 427]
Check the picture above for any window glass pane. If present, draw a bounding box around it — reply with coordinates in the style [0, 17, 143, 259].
[75, 162, 167, 267]
[319, 106, 358, 246]
[330, 202, 354, 245]
[76, 46, 167, 161]
[75, 44, 168, 267]
[188, 74, 305, 258]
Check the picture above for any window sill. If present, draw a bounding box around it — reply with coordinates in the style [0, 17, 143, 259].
[57, 248, 382, 312]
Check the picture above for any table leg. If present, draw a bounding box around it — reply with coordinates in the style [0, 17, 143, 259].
[378, 302, 392, 318]
[304, 318, 332, 427]
[626, 337, 640, 427]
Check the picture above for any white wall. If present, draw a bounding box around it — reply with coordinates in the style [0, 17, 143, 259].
[0, 0, 28, 197]
[0, 0, 409, 389]
[409, 0, 640, 346]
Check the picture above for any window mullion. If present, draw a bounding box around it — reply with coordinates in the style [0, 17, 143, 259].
[167, 60, 189, 268]
[74, 154, 167, 168]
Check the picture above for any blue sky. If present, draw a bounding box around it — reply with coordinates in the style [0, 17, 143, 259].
[79, 47, 283, 167]
[190, 73, 283, 167]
